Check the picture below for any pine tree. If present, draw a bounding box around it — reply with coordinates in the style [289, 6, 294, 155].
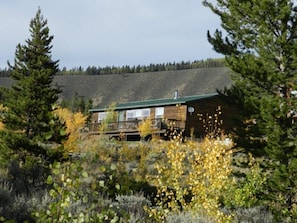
[204, 0, 297, 220]
[0, 8, 66, 160]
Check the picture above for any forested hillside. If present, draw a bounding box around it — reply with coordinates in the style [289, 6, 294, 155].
[0, 58, 224, 77]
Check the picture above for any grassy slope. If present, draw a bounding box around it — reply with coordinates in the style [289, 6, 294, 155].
[0, 67, 232, 107]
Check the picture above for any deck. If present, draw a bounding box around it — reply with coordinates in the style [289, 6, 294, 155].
[88, 118, 185, 140]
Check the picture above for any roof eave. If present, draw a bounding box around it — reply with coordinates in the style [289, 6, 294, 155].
[89, 93, 219, 112]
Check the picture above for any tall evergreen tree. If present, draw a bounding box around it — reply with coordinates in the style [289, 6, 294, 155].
[0, 8, 66, 160]
[204, 0, 297, 220]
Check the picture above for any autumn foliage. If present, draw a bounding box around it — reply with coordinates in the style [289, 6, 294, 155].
[54, 107, 87, 153]
[137, 118, 154, 140]
[146, 136, 234, 222]
[0, 104, 6, 130]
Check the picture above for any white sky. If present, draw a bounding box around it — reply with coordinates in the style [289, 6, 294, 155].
[0, 0, 222, 69]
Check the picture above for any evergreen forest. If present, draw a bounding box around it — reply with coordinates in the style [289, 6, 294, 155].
[0, 58, 224, 77]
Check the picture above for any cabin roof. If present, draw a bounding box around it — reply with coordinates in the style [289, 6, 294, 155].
[89, 93, 218, 112]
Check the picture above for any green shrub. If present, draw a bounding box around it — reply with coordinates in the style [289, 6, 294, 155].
[222, 153, 267, 209]
[0, 154, 50, 222]
[6, 155, 49, 195]
[32, 155, 130, 222]
[231, 206, 273, 223]
[112, 193, 152, 222]
[0, 181, 49, 223]
[166, 211, 216, 223]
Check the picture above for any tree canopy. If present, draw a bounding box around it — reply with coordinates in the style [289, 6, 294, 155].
[0, 58, 225, 77]
[204, 0, 297, 220]
[0, 8, 66, 161]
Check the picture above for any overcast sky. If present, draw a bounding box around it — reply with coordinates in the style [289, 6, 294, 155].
[0, 0, 222, 70]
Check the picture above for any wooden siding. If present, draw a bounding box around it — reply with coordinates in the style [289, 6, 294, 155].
[163, 105, 187, 128]
[90, 105, 187, 124]
[88, 96, 236, 140]
[88, 105, 187, 137]
[91, 112, 98, 123]
[185, 97, 235, 138]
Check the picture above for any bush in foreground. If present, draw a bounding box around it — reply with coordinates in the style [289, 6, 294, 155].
[146, 136, 234, 222]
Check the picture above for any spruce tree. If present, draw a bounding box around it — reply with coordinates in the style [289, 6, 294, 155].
[204, 0, 297, 220]
[0, 9, 66, 161]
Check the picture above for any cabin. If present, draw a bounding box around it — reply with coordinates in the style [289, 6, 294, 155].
[88, 91, 236, 140]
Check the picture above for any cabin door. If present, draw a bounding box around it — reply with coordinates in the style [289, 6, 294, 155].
[119, 111, 125, 121]
[118, 111, 125, 129]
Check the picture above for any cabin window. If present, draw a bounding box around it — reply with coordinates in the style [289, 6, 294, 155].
[126, 108, 150, 120]
[155, 107, 164, 119]
[98, 112, 107, 122]
[142, 109, 150, 117]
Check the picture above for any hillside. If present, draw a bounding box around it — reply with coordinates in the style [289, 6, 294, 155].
[0, 67, 232, 107]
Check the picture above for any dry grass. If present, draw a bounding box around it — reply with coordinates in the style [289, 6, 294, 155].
[0, 67, 232, 107]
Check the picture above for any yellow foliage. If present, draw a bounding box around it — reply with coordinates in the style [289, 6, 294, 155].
[0, 120, 4, 130]
[98, 103, 117, 134]
[138, 118, 153, 139]
[55, 107, 87, 153]
[186, 137, 233, 222]
[0, 104, 7, 130]
[147, 136, 234, 222]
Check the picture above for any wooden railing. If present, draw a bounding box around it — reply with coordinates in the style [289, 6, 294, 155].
[88, 118, 185, 133]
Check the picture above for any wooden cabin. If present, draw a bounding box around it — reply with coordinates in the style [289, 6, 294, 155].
[88, 92, 235, 140]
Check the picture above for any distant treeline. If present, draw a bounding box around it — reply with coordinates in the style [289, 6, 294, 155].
[0, 58, 224, 77]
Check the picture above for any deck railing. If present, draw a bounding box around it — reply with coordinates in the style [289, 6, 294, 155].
[88, 118, 185, 133]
